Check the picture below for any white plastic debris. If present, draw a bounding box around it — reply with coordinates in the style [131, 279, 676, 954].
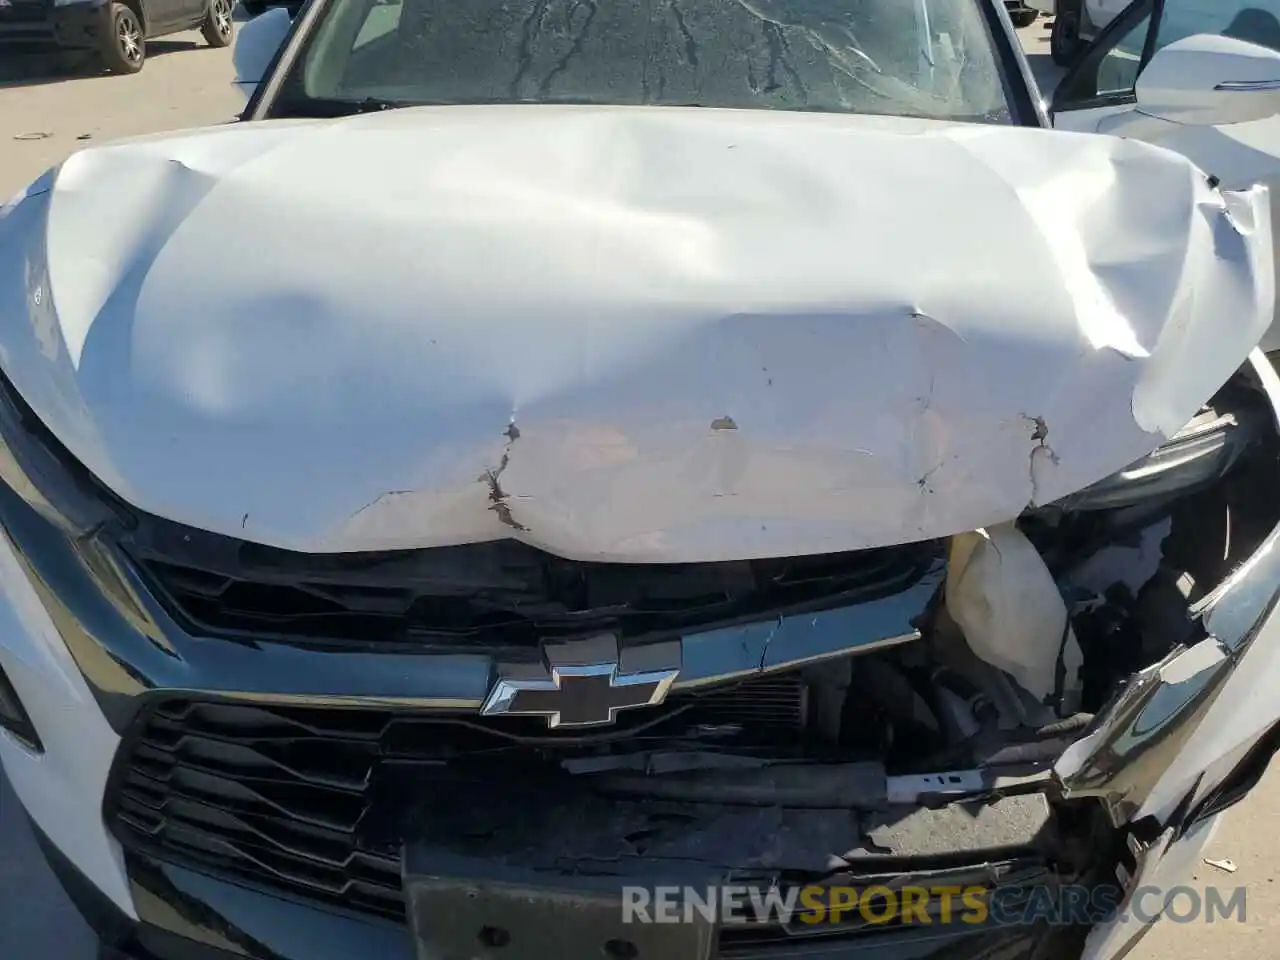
[1204, 857, 1238, 874]
[946, 522, 1084, 713]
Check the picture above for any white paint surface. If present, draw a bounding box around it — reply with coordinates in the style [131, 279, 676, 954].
[0, 529, 134, 918]
[0, 108, 1272, 561]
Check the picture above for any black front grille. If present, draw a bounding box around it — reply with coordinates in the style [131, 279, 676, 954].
[111, 700, 406, 920]
[123, 531, 936, 649]
[107, 679, 810, 923]
[0, 0, 51, 25]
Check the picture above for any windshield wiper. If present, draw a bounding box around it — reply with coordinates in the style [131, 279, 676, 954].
[351, 97, 404, 113]
[267, 96, 411, 118]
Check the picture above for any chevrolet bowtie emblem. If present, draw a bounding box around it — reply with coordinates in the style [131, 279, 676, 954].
[481, 635, 680, 728]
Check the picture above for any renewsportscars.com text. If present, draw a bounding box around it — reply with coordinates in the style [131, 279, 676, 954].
[621, 884, 1248, 927]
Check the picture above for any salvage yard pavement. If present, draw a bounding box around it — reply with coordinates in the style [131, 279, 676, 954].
[0, 16, 1276, 960]
[1, 27, 242, 194]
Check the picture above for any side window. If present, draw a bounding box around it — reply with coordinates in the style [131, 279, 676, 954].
[353, 0, 403, 50]
[1053, 3, 1155, 109]
[1154, 1, 1280, 56]
[1095, 13, 1153, 95]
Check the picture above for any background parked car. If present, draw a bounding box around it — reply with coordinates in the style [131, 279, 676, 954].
[0, 0, 234, 74]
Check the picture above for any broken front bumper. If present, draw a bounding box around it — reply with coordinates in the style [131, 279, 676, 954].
[4, 357, 1280, 960]
[39, 816, 1096, 960]
[1055, 356, 1280, 829]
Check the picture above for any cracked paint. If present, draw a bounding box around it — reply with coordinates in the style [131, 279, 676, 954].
[0, 108, 1271, 558]
[756, 616, 784, 671]
[1024, 415, 1060, 508]
[348, 489, 415, 522]
[482, 421, 528, 532]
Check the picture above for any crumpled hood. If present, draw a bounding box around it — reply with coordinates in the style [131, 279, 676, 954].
[0, 106, 1272, 561]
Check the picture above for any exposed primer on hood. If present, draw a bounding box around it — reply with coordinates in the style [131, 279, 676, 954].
[0, 107, 1272, 561]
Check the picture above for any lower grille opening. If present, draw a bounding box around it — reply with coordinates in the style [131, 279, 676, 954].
[106, 663, 1089, 938]
[107, 675, 814, 924]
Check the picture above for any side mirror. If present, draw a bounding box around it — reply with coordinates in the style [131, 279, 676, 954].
[1134, 33, 1280, 127]
[233, 7, 292, 102]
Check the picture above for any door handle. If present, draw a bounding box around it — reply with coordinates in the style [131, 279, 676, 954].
[1214, 79, 1280, 92]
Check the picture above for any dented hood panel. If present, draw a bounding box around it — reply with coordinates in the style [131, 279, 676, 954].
[0, 107, 1272, 560]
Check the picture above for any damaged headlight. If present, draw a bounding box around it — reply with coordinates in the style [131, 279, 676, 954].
[1053, 403, 1259, 513]
[0, 370, 124, 536]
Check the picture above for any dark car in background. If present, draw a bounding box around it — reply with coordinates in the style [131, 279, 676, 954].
[0, 0, 233, 73]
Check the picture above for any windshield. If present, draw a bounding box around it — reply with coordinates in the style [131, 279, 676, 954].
[270, 0, 1017, 123]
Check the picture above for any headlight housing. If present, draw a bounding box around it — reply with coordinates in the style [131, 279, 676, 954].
[1053, 399, 1261, 513]
[0, 369, 126, 536]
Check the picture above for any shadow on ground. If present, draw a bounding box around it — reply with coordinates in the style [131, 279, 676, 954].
[0, 55, 79, 90]
[0, 39, 210, 90]
[0, 772, 96, 957]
